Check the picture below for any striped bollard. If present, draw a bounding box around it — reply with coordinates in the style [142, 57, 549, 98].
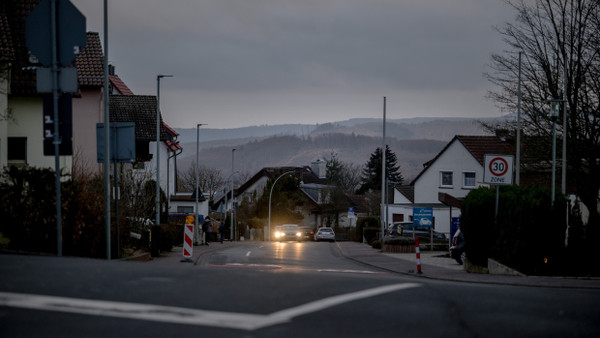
[181, 223, 194, 263]
[415, 237, 423, 274]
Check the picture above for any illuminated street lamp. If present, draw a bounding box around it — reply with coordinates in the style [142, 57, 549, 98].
[268, 170, 295, 241]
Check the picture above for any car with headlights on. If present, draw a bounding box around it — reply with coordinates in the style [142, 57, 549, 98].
[314, 227, 335, 242]
[274, 224, 302, 242]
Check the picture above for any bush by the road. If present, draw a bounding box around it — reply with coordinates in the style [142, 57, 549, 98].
[461, 186, 568, 275]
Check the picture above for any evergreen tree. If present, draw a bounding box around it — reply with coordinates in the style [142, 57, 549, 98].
[358, 145, 403, 194]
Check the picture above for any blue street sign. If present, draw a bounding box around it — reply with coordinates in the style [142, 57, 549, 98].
[413, 207, 433, 228]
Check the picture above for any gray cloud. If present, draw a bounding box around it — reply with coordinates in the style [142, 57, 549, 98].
[72, 0, 515, 128]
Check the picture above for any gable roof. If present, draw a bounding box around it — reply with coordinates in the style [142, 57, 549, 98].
[75, 32, 104, 87]
[410, 135, 513, 185]
[109, 74, 134, 95]
[395, 185, 414, 203]
[109, 95, 168, 142]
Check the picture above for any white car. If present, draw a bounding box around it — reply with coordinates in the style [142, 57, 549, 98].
[314, 227, 335, 242]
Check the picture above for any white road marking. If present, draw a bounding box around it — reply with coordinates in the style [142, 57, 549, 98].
[246, 251, 251, 257]
[0, 283, 420, 330]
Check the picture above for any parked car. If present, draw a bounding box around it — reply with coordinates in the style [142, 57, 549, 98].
[450, 229, 466, 265]
[314, 227, 335, 242]
[389, 222, 446, 240]
[300, 227, 315, 241]
[274, 224, 302, 242]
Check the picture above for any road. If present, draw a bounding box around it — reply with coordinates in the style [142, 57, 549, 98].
[1, 241, 599, 337]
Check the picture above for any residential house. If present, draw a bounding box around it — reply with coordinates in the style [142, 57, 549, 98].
[1, 1, 185, 230]
[0, 0, 105, 172]
[214, 160, 366, 231]
[386, 135, 513, 236]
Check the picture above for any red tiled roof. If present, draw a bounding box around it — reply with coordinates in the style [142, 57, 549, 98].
[163, 122, 179, 137]
[109, 74, 134, 95]
[165, 139, 182, 152]
[75, 32, 104, 87]
[456, 135, 514, 166]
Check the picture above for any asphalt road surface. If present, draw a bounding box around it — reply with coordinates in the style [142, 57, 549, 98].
[1, 241, 599, 337]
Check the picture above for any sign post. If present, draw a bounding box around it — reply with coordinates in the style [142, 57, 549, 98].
[484, 154, 514, 222]
[26, 0, 87, 257]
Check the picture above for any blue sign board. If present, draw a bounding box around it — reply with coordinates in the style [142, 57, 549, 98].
[451, 217, 461, 240]
[413, 207, 433, 228]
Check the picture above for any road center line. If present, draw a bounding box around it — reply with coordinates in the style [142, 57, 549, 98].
[0, 283, 421, 331]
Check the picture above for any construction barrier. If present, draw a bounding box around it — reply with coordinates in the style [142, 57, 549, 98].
[182, 221, 194, 262]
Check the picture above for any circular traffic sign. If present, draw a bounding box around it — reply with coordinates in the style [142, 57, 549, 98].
[489, 157, 509, 176]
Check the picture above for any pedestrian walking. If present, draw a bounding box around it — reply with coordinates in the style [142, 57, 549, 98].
[202, 218, 210, 246]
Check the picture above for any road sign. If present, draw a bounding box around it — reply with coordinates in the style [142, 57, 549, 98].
[26, 0, 87, 66]
[484, 154, 514, 185]
[413, 207, 433, 228]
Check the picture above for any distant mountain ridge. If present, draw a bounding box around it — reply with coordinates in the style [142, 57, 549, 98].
[174, 116, 505, 144]
[173, 116, 504, 184]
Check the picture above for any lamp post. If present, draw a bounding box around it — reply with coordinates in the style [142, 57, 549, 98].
[195, 123, 206, 245]
[268, 170, 295, 241]
[548, 99, 561, 206]
[156, 74, 173, 226]
[230, 148, 237, 240]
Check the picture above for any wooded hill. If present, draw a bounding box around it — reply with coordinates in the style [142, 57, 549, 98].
[175, 117, 500, 183]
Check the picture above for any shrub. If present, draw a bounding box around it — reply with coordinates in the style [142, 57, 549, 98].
[461, 185, 568, 274]
[357, 216, 380, 243]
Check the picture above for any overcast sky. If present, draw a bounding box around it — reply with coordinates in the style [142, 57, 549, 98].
[71, 0, 516, 129]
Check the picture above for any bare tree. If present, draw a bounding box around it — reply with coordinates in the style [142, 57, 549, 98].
[485, 0, 600, 236]
[177, 162, 224, 202]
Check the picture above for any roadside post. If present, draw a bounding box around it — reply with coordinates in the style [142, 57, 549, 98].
[415, 237, 423, 274]
[181, 216, 194, 263]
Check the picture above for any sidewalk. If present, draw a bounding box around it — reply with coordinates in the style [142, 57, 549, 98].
[336, 241, 600, 289]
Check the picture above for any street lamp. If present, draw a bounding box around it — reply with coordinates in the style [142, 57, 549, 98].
[156, 74, 173, 226]
[230, 148, 237, 240]
[547, 99, 562, 206]
[194, 123, 206, 245]
[268, 170, 295, 241]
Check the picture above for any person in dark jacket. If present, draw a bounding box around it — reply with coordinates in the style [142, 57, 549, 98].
[202, 218, 210, 246]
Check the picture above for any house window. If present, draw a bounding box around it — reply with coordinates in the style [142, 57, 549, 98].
[178, 206, 194, 213]
[463, 172, 476, 188]
[7, 137, 27, 165]
[440, 171, 453, 188]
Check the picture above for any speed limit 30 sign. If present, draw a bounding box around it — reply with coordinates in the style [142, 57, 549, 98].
[483, 154, 514, 185]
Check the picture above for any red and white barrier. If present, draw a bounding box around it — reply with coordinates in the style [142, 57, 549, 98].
[415, 237, 423, 274]
[183, 223, 194, 259]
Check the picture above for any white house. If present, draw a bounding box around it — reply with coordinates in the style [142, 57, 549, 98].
[386, 135, 513, 237]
